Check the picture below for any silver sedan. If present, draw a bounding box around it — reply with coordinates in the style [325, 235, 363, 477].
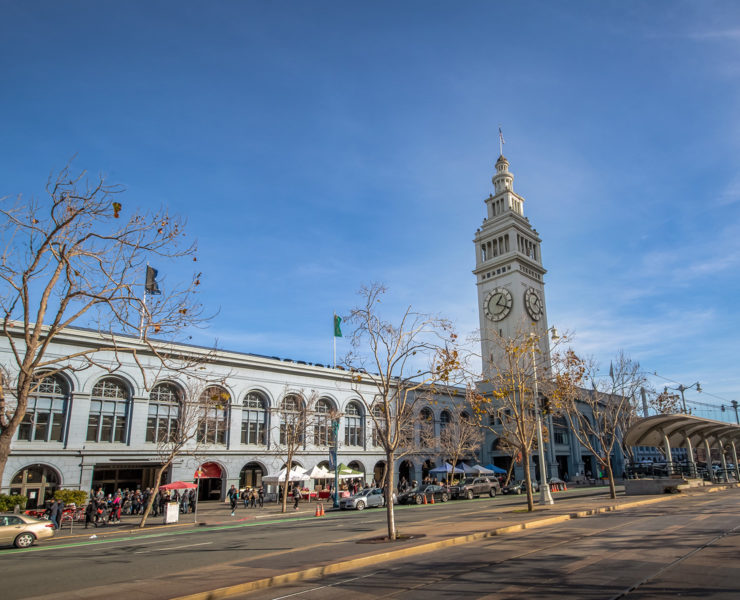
[339, 487, 385, 511]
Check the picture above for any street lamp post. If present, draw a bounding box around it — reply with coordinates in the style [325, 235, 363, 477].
[664, 382, 701, 415]
[331, 418, 341, 508]
[530, 332, 554, 506]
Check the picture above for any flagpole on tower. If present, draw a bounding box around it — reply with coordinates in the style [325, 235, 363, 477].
[498, 126, 505, 156]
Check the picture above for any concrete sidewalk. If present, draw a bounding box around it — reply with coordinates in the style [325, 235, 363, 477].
[51, 497, 335, 539]
[50, 484, 620, 541]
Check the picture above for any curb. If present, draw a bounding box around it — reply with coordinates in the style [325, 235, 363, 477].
[168, 494, 684, 600]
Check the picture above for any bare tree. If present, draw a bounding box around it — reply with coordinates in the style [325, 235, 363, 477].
[0, 164, 206, 484]
[342, 283, 460, 540]
[551, 350, 646, 499]
[272, 391, 316, 513]
[435, 406, 484, 485]
[138, 379, 226, 527]
[469, 329, 554, 512]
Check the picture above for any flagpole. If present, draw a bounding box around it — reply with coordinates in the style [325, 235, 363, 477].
[139, 288, 147, 340]
[333, 312, 337, 368]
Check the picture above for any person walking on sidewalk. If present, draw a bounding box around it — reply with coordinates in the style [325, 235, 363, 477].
[292, 485, 302, 511]
[85, 501, 95, 529]
[258, 486, 264, 508]
[228, 485, 238, 515]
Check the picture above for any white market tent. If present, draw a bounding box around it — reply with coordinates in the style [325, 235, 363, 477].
[464, 464, 495, 476]
[307, 465, 331, 479]
[262, 466, 308, 484]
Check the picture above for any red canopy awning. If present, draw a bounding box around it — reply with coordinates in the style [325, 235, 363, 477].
[160, 481, 197, 490]
[194, 462, 222, 479]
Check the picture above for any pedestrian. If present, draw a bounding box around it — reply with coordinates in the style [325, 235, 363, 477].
[95, 500, 105, 526]
[57, 499, 65, 529]
[181, 491, 189, 514]
[228, 484, 238, 515]
[241, 488, 249, 509]
[292, 485, 302, 510]
[85, 501, 95, 529]
[249, 488, 256, 509]
[49, 499, 60, 530]
[258, 486, 264, 508]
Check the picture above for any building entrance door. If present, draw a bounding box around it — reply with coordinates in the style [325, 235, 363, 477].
[10, 465, 60, 508]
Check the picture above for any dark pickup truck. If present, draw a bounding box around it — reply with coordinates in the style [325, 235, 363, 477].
[450, 476, 500, 499]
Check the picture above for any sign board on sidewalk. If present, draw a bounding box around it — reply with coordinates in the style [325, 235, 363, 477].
[164, 501, 179, 524]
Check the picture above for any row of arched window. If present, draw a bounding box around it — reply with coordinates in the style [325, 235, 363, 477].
[17, 374, 465, 448]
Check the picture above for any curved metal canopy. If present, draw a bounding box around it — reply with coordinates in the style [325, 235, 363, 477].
[624, 414, 740, 449]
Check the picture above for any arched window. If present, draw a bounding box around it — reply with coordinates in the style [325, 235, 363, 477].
[18, 374, 69, 443]
[418, 407, 435, 447]
[242, 391, 268, 445]
[440, 410, 451, 433]
[197, 386, 229, 444]
[314, 398, 334, 447]
[87, 378, 130, 443]
[344, 402, 363, 447]
[280, 394, 305, 445]
[371, 404, 385, 447]
[146, 383, 181, 443]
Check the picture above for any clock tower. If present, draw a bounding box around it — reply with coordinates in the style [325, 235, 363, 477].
[473, 154, 551, 377]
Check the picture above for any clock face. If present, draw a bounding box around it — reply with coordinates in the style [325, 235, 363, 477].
[524, 287, 544, 321]
[484, 287, 513, 322]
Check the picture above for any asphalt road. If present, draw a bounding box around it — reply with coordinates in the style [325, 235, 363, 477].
[237, 491, 740, 600]
[1, 487, 609, 600]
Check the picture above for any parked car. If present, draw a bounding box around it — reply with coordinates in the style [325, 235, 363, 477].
[397, 484, 449, 505]
[502, 480, 539, 495]
[0, 513, 55, 548]
[339, 487, 385, 511]
[450, 476, 500, 500]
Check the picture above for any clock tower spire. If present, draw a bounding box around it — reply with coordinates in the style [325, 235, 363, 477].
[473, 154, 551, 377]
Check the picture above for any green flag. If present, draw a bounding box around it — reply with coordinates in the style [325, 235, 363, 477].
[333, 314, 342, 337]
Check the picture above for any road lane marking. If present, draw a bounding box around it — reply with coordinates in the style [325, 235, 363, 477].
[270, 571, 380, 600]
[134, 541, 213, 554]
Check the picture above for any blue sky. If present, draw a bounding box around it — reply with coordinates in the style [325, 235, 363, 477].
[2, 1, 739, 418]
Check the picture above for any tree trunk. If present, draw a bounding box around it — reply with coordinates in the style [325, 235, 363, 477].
[605, 459, 616, 499]
[0, 431, 12, 487]
[522, 449, 534, 512]
[385, 451, 396, 540]
[281, 449, 294, 514]
[139, 462, 169, 528]
[504, 457, 515, 486]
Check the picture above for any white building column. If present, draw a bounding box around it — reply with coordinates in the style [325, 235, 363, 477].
[703, 438, 714, 482]
[663, 433, 673, 474]
[719, 438, 729, 482]
[685, 435, 697, 478]
[731, 441, 740, 482]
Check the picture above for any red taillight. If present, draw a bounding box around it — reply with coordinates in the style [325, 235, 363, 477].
[45, 523, 54, 528]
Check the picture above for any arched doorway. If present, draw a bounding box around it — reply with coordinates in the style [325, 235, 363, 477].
[10, 464, 60, 508]
[398, 460, 413, 486]
[239, 462, 265, 489]
[195, 462, 224, 501]
[373, 461, 387, 487]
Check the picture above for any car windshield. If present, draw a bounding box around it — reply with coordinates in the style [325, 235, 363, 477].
[461, 478, 476, 485]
